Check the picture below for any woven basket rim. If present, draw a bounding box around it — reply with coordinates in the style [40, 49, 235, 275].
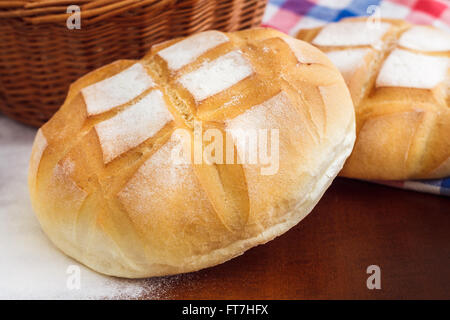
[0, 0, 176, 24]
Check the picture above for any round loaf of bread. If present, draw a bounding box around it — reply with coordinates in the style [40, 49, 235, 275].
[29, 28, 355, 278]
[298, 18, 450, 180]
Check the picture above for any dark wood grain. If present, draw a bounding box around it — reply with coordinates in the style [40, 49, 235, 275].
[143, 178, 450, 300]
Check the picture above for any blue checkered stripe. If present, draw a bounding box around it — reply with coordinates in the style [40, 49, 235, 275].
[270, 0, 384, 22]
[308, 0, 382, 22]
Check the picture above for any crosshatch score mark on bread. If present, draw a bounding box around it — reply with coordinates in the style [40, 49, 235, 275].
[298, 18, 450, 180]
[28, 29, 355, 278]
[312, 21, 391, 47]
[82, 63, 155, 116]
[157, 30, 230, 71]
[376, 49, 448, 89]
[178, 50, 254, 102]
[94, 89, 174, 163]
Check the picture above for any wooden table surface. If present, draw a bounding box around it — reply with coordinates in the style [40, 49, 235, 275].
[145, 178, 450, 300]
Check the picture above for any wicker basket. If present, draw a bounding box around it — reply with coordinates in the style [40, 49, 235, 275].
[0, 0, 267, 127]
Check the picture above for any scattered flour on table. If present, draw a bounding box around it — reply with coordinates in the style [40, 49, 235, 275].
[0, 116, 186, 299]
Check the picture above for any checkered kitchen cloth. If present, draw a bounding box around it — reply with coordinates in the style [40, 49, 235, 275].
[262, 0, 450, 196]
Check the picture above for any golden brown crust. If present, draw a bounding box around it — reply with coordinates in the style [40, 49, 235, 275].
[297, 18, 450, 180]
[29, 28, 355, 278]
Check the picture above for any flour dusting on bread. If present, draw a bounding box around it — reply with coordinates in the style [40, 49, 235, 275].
[118, 135, 204, 216]
[95, 89, 173, 163]
[178, 50, 253, 102]
[52, 158, 87, 211]
[312, 21, 391, 46]
[326, 49, 371, 81]
[226, 91, 319, 216]
[82, 63, 155, 116]
[398, 26, 450, 52]
[158, 31, 229, 71]
[376, 49, 448, 89]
